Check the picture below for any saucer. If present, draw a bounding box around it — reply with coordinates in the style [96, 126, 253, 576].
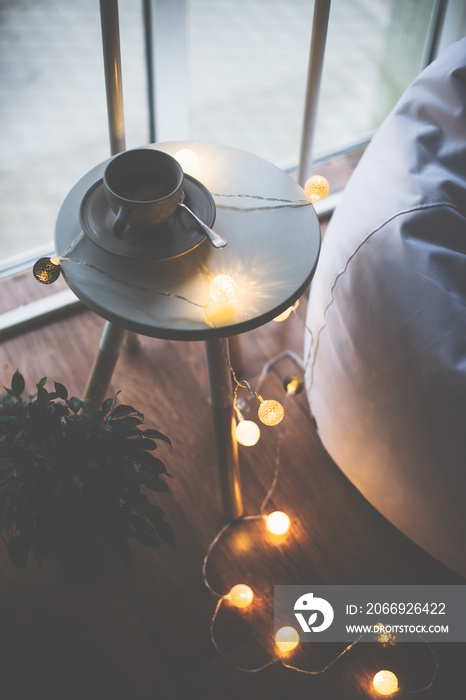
[79, 174, 216, 260]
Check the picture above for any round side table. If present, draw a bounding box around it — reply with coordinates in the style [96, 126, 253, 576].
[55, 142, 320, 518]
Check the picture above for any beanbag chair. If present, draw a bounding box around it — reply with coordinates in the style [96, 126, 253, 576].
[305, 38, 466, 577]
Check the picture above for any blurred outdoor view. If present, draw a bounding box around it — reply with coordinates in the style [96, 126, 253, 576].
[0, 0, 437, 262]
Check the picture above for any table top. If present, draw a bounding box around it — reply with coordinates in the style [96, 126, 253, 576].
[55, 142, 320, 340]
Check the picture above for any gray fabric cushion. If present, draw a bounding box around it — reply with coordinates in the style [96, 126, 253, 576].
[305, 38, 466, 577]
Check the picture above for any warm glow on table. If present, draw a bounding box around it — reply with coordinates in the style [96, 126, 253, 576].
[275, 626, 299, 653]
[265, 511, 290, 535]
[373, 670, 399, 695]
[227, 584, 254, 609]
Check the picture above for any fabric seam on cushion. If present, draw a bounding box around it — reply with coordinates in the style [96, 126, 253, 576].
[307, 201, 466, 388]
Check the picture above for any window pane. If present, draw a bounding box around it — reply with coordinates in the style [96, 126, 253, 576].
[0, 0, 147, 263]
[0, 0, 448, 282]
[188, 0, 438, 164]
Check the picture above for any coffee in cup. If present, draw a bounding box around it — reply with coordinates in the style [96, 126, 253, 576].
[103, 148, 184, 238]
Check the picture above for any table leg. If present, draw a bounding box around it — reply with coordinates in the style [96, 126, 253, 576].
[124, 331, 141, 353]
[204, 338, 243, 520]
[228, 335, 243, 377]
[84, 321, 127, 412]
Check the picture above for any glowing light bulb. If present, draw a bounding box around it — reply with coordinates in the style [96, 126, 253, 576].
[209, 274, 237, 303]
[227, 584, 254, 609]
[174, 148, 199, 175]
[235, 420, 260, 447]
[275, 626, 299, 653]
[273, 300, 299, 322]
[304, 175, 330, 203]
[283, 373, 304, 396]
[258, 399, 284, 426]
[374, 623, 395, 644]
[33, 257, 61, 284]
[373, 670, 399, 695]
[266, 511, 290, 535]
[204, 299, 236, 327]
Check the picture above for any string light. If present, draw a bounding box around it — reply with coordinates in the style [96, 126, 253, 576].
[235, 420, 261, 447]
[33, 257, 61, 284]
[265, 511, 290, 535]
[373, 670, 399, 695]
[174, 148, 199, 174]
[275, 626, 299, 653]
[283, 373, 304, 396]
[258, 399, 284, 426]
[204, 274, 238, 326]
[49, 184, 441, 695]
[227, 584, 254, 609]
[204, 346, 440, 691]
[204, 299, 236, 325]
[209, 274, 237, 303]
[273, 300, 299, 322]
[304, 175, 330, 203]
[374, 623, 396, 645]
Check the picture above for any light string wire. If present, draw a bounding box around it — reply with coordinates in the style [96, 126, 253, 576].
[212, 192, 312, 208]
[293, 307, 315, 369]
[202, 347, 367, 677]
[281, 634, 364, 675]
[205, 338, 441, 693]
[61, 255, 204, 309]
[404, 636, 439, 695]
[221, 340, 263, 403]
[57, 230, 85, 259]
[202, 515, 265, 597]
[213, 193, 311, 203]
[260, 393, 288, 514]
[44, 190, 317, 292]
[51, 230, 204, 310]
[41, 186, 440, 694]
[210, 596, 279, 672]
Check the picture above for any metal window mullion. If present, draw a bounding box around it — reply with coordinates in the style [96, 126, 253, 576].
[145, 0, 189, 143]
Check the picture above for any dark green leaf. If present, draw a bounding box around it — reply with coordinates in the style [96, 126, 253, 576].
[7, 536, 29, 569]
[28, 401, 42, 425]
[9, 429, 25, 452]
[52, 403, 69, 418]
[138, 452, 167, 474]
[11, 370, 25, 399]
[111, 404, 140, 419]
[37, 385, 49, 410]
[67, 397, 82, 413]
[54, 382, 68, 400]
[152, 517, 175, 546]
[133, 530, 159, 548]
[118, 416, 143, 428]
[143, 474, 169, 492]
[132, 438, 157, 451]
[38, 377, 47, 387]
[142, 429, 172, 447]
[101, 397, 114, 414]
[130, 514, 155, 534]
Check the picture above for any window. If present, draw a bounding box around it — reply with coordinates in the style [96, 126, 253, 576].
[0, 0, 462, 323]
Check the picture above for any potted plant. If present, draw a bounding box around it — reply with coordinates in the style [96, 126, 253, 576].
[0, 370, 174, 573]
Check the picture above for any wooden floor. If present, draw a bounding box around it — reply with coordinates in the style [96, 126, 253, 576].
[0, 282, 464, 700]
